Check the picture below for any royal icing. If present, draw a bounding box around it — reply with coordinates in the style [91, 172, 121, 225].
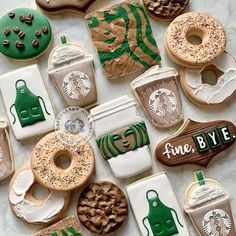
[91, 95, 152, 179]
[131, 66, 183, 128]
[85, 0, 161, 79]
[184, 171, 236, 236]
[127, 173, 190, 236]
[0, 8, 52, 60]
[0, 64, 55, 141]
[9, 169, 66, 223]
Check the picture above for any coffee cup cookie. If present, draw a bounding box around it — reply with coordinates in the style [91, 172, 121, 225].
[180, 52, 236, 107]
[143, 0, 189, 21]
[77, 181, 128, 235]
[165, 12, 226, 68]
[8, 164, 71, 224]
[31, 131, 95, 191]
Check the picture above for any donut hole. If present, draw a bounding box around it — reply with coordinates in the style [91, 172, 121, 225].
[30, 183, 50, 201]
[201, 65, 224, 86]
[186, 29, 205, 45]
[54, 151, 72, 170]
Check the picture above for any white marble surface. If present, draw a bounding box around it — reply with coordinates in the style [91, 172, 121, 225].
[0, 0, 236, 235]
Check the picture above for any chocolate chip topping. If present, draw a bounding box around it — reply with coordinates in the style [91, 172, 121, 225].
[32, 39, 39, 48]
[42, 26, 48, 34]
[15, 40, 25, 50]
[18, 31, 25, 39]
[13, 26, 20, 34]
[8, 12, 15, 18]
[19, 14, 25, 22]
[4, 27, 10, 36]
[35, 30, 41, 37]
[3, 40, 10, 47]
[77, 181, 128, 235]
[25, 17, 32, 25]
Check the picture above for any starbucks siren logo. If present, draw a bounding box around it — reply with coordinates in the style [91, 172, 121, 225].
[149, 89, 177, 117]
[202, 209, 231, 236]
[55, 107, 94, 146]
[63, 71, 91, 100]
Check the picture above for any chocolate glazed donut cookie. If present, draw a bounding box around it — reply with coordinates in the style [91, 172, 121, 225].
[77, 181, 128, 235]
[143, 0, 189, 20]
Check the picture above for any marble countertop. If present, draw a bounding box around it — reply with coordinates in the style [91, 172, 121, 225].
[0, 0, 236, 235]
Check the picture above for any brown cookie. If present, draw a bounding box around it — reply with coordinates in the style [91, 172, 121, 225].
[143, 0, 189, 21]
[77, 181, 128, 235]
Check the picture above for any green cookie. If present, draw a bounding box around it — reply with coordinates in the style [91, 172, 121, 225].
[0, 8, 52, 60]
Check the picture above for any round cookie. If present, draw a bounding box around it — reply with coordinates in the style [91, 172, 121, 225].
[0, 8, 52, 60]
[31, 131, 95, 191]
[180, 52, 236, 107]
[165, 12, 226, 68]
[143, 0, 189, 21]
[77, 181, 128, 235]
[8, 164, 71, 224]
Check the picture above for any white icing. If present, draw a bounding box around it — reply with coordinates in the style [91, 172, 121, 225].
[9, 169, 65, 223]
[189, 185, 226, 208]
[184, 52, 236, 104]
[51, 45, 84, 66]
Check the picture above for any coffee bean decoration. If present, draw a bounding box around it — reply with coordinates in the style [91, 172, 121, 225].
[4, 27, 10, 36]
[18, 31, 25, 39]
[42, 26, 48, 34]
[13, 26, 20, 34]
[32, 39, 39, 48]
[27, 13, 34, 20]
[3, 40, 10, 47]
[25, 17, 32, 25]
[19, 15, 25, 22]
[35, 30, 41, 38]
[15, 40, 25, 50]
[8, 12, 15, 18]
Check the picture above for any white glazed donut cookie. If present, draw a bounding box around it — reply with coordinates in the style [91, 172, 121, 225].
[165, 12, 226, 68]
[8, 164, 71, 224]
[180, 52, 236, 106]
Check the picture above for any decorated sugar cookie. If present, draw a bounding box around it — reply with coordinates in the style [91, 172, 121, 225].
[35, 0, 96, 15]
[8, 164, 71, 224]
[85, 0, 161, 79]
[180, 52, 236, 106]
[131, 66, 183, 128]
[32, 215, 83, 236]
[0, 117, 14, 181]
[0, 8, 52, 60]
[91, 95, 152, 179]
[127, 173, 190, 236]
[165, 12, 226, 68]
[48, 35, 97, 109]
[184, 170, 236, 236]
[0, 65, 55, 141]
[156, 119, 236, 167]
[77, 181, 128, 235]
[143, 0, 189, 21]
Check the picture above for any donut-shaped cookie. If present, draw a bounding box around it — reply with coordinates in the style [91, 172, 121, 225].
[8, 164, 71, 224]
[180, 52, 236, 106]
[165, 12, 226, 68]
[143, 0, 189, 21]
[31, 131, 95, 191]
[77, 181, 128, 235]
[0, 8, 52, 60]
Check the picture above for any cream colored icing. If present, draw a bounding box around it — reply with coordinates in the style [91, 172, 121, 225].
[185, 52, 236, 104]
[189, 185, 226, 208]
[51, 44, 84, 66]
[9, 169, 65, 223]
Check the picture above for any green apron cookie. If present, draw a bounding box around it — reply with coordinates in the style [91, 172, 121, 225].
[0, 8, 52, 60]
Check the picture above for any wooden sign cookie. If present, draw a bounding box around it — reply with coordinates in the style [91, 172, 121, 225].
[156, 119, 236, 167]
[32, 215, 82, 236]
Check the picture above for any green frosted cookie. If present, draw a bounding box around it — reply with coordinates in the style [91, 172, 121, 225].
[0, 8, 52, 60]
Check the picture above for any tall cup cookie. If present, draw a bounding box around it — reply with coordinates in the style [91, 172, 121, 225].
[184, 170, 236, 236]
[8, 164, 71, 224]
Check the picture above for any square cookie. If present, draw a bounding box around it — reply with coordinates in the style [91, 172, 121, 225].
[0, 64, 55, 140]
[127, 173, 190, 236]
[85, 0, 161, 79]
